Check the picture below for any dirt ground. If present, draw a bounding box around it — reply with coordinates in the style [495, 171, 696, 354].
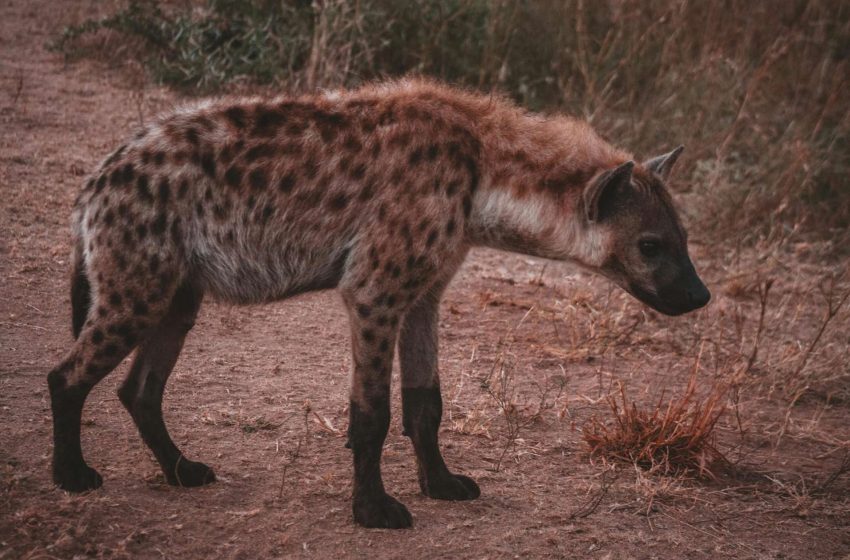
[1, 1, 849, 558]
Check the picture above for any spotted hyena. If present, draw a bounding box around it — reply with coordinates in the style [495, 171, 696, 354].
[48, 78, 709, 528]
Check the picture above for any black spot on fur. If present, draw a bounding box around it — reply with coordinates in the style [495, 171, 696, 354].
[103, 209, 115, 226]
[343, 135, 363, 153]
[245, 143, 276, 162]
[363, 329, 375, 343]
[91, 329, 104, 344]
[337, 156, 352, 174]
[248, 168, 268, 190]
[314, 110, 346, 142]
[224, 106, 246, 128]
[303, 157, 319, 180]
[358, 180, 374, 201]
[253, 106, 285, 137]
[328, 193, 348, 211]
[103, 343, 118, 356]
[446, 179, 461, 197]
[446, 218, 456, 236]
[462, 195, 472, 217]
[149, 254, 160, 273]
[108, 321, 137, 348]
[109, 293, 122, 307]
[350, 163, 367, 181]
[170, 217, 181, 244]
[121, 163, 136, 185]
[157, 177, 170, 204]
[426, 144, 440, 161]
[177, 178, 189, 199]
[261, 204, 274, 223]
[153, 151, 166, 166]
[371, 356, 383, 370]
[136, 174, 152, 202]
[224, 165, 243, 189]
[200, 152, 216, 178]
[95, 175, 107, 192]
[464, 157, 480, 193]
[379, 339, 390, 352]
[357, 304, 371, 318]
[185, 127, 200, 145]
[133, 300, 149, 316]
[152, 213, 167, 235]
[195, 202, 205, 218]
[278, 172, 296, 193]
[426, 229, 439, 248]
[407, 148, 422, 167]
[136, 223, 148, 240]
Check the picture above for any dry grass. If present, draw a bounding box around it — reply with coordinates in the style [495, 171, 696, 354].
[582, 376, 729, 479]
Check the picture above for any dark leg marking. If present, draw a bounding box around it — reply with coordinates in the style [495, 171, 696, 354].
[402, 388, 479, 500]
[349, 394, 411, 528]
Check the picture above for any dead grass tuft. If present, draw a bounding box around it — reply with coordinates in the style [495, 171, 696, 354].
[583, 376, 729, 479]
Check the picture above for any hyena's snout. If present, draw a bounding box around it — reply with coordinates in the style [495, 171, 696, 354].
[681, 267, 711, 310]
[660, 261, 711, 315]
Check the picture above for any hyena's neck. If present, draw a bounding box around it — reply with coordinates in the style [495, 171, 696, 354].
[467, 108, 631, 266]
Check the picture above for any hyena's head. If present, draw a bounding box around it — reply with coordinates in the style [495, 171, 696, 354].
[581, 146, 710, 316]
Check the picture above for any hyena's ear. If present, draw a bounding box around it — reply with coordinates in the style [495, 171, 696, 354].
[583, 160, 634, 223]
[644, 145, 684, 180]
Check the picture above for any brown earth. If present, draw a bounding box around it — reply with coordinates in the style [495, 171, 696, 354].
[1, 1, 848, 558]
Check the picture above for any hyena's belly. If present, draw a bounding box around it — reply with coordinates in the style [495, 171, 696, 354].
[189, 232, 352, 304]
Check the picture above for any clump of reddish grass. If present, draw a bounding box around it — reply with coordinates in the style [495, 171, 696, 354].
[583, 376, 729, 479]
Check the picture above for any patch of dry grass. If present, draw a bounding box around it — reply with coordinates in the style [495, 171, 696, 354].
[582, 376, 729, 479]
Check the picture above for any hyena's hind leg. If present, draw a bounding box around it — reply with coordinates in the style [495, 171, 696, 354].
[399, 288, 480, 501]
[117, 281, 215, 487]
[48, 274, 179, 492]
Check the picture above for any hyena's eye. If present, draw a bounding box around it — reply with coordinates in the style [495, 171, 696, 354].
[638, 239, 662, 258]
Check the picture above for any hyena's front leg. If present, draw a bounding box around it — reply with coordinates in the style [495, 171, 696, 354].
[399, 291, 480, 501]
[343, 291, 412, 529]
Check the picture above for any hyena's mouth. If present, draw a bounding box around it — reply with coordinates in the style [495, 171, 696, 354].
[626, 283, 691, 317]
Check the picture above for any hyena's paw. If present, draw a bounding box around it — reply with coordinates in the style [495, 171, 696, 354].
[353, 492, 413, 529]
[166, 458, 216, 487]
[54, 462, 103, 493]
[422, 472, 480, 501]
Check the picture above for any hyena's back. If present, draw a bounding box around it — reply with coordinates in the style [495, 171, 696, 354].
[74, 90, 480, 307]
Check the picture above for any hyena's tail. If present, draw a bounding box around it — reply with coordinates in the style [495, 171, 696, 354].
[70, 236, 91, 339]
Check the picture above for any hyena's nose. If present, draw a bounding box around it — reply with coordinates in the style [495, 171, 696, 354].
[687, 280, 711, 309]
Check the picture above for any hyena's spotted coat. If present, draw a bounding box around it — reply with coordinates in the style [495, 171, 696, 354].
[49, 79, 709, 528]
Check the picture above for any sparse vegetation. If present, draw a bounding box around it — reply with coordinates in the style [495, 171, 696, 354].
[582, 377, 728, 478]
